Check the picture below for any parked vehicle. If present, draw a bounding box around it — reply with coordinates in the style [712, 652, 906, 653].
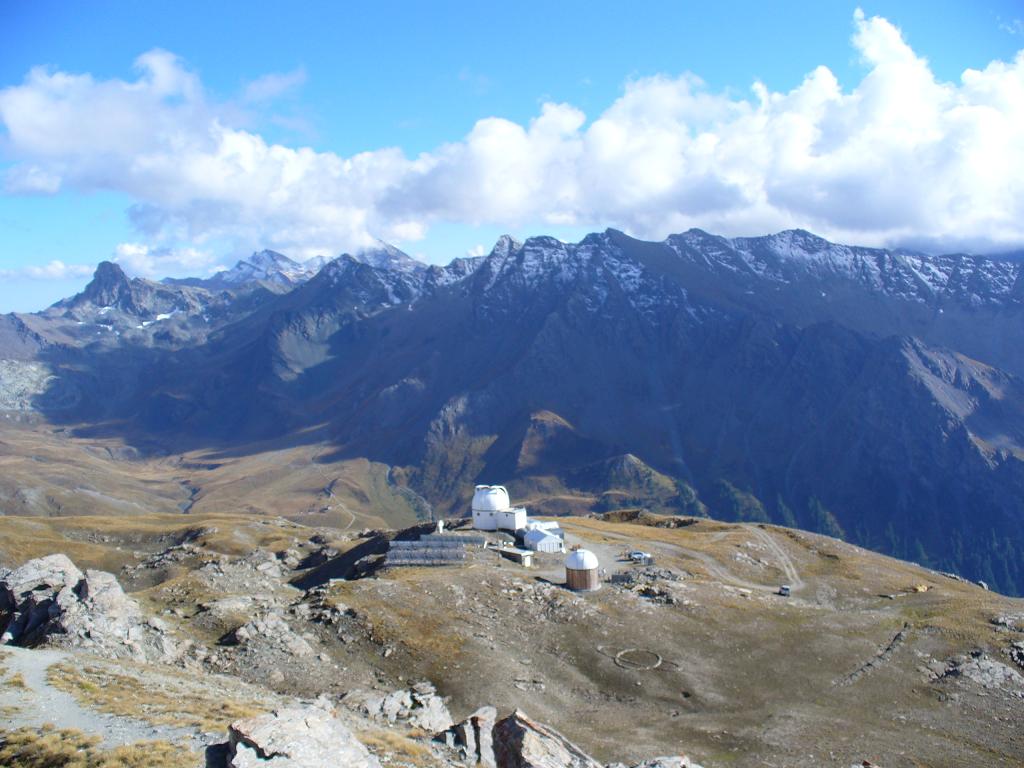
[778, 584, 791, 597]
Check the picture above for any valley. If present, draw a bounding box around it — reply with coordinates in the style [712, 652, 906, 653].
[2, 228, 1024, 593]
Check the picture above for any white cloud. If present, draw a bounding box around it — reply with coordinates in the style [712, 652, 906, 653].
[242, 68, 307, 103]
[0, 260, 95, 280]
[1001, 18, 1024, 36]
[4, 165, 62, 194]
[1, 9, 1023, 278]
[113, 242, 214, 278]
[466, 244, 487, 258]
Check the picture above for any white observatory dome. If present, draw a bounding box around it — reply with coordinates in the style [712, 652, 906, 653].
[564, 549, 599, 571]
[472, 485, 510, 512]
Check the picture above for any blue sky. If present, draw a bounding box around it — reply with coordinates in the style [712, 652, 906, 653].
[1, 1, 1023, 311]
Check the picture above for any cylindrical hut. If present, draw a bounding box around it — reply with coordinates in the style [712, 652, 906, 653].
[564, 548, 600, 591]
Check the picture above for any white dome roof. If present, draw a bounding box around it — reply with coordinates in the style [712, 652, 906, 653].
[472, 485, 510, 512]
[565, 549, 599, 570]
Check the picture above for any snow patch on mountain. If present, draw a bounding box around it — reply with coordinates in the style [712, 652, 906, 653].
[350, 241, 425, 274]
[667, 229, 1024, 307]
[215, 250, 317, 287]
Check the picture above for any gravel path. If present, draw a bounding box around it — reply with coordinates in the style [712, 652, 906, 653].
[2, 646, 200, 748]
[578, 524, 806, 594]
[750, 525, 805, 592]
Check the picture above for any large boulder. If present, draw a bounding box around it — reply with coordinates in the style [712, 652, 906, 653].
[342, 681, 453, 732]
[492, 709, 603, 768]
[228, 706, 380, 768]
[442, 705, 497, 768]
[0, 554, 84, 642]
[0, 554, 178, 663]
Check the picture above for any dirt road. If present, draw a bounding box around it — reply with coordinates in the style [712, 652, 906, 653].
[569, 522, 806, 594]
[2, 646, 197, 747]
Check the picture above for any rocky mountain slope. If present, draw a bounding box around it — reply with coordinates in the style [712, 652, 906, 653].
[0, 512, 1022, 767]
[2, 229, 1024, 593]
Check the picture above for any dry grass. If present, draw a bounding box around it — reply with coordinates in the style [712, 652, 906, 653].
[0, 517, 133, 575]
[0, 420, 419, 542]
[331, 576, 467, 660]
[6, 671, 28, 689]
[0, 511, 311, 575]
[0, 424, 187, 523]
[47, 661, 265, 734]
[356, 727, 439, 767]
[0, 725, 193, 768]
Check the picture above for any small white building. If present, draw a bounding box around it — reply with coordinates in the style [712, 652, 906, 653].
[472, 485, 527, 531]
[565, 548, 601, 591]
[525, 519, 562, 534]
[524, 528, 564, 553]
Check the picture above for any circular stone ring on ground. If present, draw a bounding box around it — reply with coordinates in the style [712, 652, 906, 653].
[614, 648, 663, 670]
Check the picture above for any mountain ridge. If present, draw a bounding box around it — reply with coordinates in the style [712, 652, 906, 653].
[3, 226, 1024, 593]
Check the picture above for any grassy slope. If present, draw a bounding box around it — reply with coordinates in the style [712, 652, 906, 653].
[0, 422, 421, 531]
[2, 510, 1023, 766]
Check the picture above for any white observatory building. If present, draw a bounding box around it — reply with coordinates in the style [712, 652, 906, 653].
[471, 485, 527, 531]
[564, 548, 600, 591]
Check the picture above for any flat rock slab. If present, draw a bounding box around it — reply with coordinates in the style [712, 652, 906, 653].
[228, 706, 380, 768]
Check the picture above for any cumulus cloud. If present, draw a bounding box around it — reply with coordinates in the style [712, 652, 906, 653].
[1, 10, 1023, 277]
[113, 242, 214, 278]
[0, 260, 95, 280]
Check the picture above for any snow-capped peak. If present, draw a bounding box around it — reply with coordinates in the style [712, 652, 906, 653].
[350, 241, 425, 274]
[490, 234, 523, 259]
[213, 249, 317, 287]
[248, 249, 300, 270]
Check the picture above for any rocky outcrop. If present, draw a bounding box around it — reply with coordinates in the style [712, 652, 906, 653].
[228, 706, 380, 768]
[628, 758, 697, 768]
[938, 652, 1024, 692]
[79, 261, 134, 310]
[993, 613, 1024, 632]
[342, 681, 453, 732]
[228, 612, 314, 658]
[0, 359, 54, 411]
[492, 709, 603, 768]
[441, 705, 497, 768]
[441, 707, 704, 768]
[0, 554, 178, 663]
[1008, 640, 1024, 671]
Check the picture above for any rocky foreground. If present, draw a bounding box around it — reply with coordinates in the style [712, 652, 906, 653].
[0, 552, 704, 768]
[1, 513, 1023, 767]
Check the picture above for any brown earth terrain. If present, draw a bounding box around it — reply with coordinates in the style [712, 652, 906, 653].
[0, 419, 426, 529]
[1, 509, 1023, 767]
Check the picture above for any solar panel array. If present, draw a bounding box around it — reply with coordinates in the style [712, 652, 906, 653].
[385, 531, 480, 567]
[389, 538, 465, 549]
[421, 532, 486, 545]
[384, 550, 468, 566]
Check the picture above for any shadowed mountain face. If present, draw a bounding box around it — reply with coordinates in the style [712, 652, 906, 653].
[3, 229, 1024, 593]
